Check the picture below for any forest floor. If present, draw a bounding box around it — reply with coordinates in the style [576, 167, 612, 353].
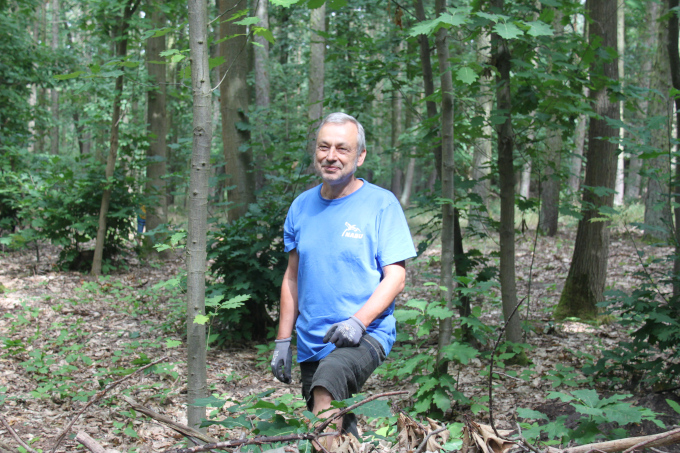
[0, 226, 679, 453]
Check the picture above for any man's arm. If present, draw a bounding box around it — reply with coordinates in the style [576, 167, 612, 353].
[353, 261, 406, 328]
[277, 249, 299, 339]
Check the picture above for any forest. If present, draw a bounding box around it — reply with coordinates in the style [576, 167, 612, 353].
[1, 0, 680, 451]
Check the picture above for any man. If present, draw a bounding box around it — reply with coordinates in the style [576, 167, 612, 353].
[270, 112, 416, 445]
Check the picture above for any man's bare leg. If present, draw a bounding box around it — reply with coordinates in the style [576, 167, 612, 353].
[312, 386, 342, 450]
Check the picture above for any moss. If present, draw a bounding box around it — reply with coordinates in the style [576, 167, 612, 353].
[554, 273, 598, 321]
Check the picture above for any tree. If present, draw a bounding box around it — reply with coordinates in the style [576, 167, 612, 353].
[145, 4, 168, 243]
[219, 0, 255, 220]
[91, 0, 141, 276]
[667, 0, 680, 299]
[492, 0, 522, 344]
[254, 0, 270, 109]
[50, 0, 60, 156]
[434, 0, 456, 373]
[556, 0, 619, 320]
[186, 0, 212, 431]
[643, 0, 673, 240]
[306, 4, 325, 155]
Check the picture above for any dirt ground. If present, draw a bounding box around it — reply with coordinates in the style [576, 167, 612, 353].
[0, 228, 679, 452]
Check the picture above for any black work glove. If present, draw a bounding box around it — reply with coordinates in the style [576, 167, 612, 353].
[271, 337, 292, 384]
[323, 316, 366, 348]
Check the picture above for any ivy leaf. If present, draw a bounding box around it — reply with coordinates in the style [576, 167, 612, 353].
[493, 22, 523, 40]
[456, 67, 478, 85]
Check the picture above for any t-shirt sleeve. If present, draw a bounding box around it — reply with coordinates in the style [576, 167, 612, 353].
[283, 205, 297, 253]
[376, 200, 417, 268]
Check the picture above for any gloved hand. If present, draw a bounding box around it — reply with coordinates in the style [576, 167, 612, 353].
[323, 316, 366, 348]
[271, 337, 292, 384]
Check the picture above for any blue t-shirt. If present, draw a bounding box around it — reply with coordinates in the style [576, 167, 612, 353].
[283, 180, 417, 362]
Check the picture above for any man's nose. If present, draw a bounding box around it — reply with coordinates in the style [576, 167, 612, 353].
[326, 146, 337, 161]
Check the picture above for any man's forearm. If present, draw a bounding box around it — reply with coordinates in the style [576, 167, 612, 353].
[277, 250, 299, 339]
[353, 261, 406, 328]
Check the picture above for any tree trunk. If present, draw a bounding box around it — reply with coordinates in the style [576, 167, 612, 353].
[539, 128, 561, 236]
[614, 1, 625, 206]
[390, 43, 404, 199]
[145, 6, 168, 243]
[400, 98, 416, 208]
[434, 0, 456, 373]
[254, 0, 270, 109]
[556, 0, 619, 320]
[519, 161, 531, 199]
[668, 0, 680, 299]
[50, 0, 59, 156]
[414, 0, 441, 177]
[628, 3, 660, 200]
[186, 0, 212, 431]
[91, 0, 138, 276]
[219, 0, 254, 220]
[492, 0, 522, 344]
[570, 109, 587, 194]
[306, 4, 326, 156]
[644, 1, 673, 240]
[470, 31, 493, 232]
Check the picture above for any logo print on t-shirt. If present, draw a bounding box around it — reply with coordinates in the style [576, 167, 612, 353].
[342, 222, 364, 239]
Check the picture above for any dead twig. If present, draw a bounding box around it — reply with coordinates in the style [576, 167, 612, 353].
[51, 356, 169, 453]
[545, 427, 680, 453]
[313, 390, 409, 435]
[75, 431, 120, 453]
[0, 412, 39, 453]
[414, 426, 449, 453]
[122, 395, 219, 444]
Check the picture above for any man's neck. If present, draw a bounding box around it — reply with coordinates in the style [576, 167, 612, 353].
[320, 177, 363, 200]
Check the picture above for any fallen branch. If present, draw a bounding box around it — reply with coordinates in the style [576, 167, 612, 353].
[122, 395, 219, 444]
[51, 356, 169, 453]
[414, 426, 449, 453]
[313, 390, 409, 435]
[0, 412, 38, 453]
[163, 390, 408, 453]
[75, 431, 121, 453]
[546, 428, 680, 453]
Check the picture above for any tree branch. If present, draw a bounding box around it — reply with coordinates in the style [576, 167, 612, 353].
[0, 413, 39, 453]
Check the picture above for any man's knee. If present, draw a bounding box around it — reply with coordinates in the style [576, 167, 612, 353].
[312, 386, 334, 414]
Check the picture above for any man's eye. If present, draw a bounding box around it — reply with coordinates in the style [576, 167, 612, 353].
[338, 148, 348, 153]
[318, 146, 329, 151]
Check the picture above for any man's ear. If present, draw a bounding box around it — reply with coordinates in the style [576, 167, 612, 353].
[356, 148, 367, 167]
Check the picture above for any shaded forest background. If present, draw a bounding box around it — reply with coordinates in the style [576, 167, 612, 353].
[2, 0, 680, 451]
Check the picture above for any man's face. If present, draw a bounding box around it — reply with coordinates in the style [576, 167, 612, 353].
[314, 122, 366, 186]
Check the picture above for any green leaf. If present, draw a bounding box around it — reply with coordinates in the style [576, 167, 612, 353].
[440, 342, 478, 364]
[194, 395, 226, 407]
[209, 56, 225, 70]
[234, 17, 260, 26]
[547, 391, 574, 403]
[456, 67, 478, 85]
[433, 389, 451, 412]
[254, 27, 275, 44]
[171, 54, 186, 63]
[493, 22, 523, 39]
[517, 408, 548, 420]
[194, 314, 210, 325]
[353, 399, 391, 418]
[571, 389, 601, 408]
[666, 399, 680, 415]
[524, 20, 553, 37]
[54, 71, 85, 80]
[269, 0, 298, 6]
[166, 339, 182, 348]
[408, 18, 442, 37]
[124, 425, 139, 438]
[426, 306, 455, 319]
[394, 308, 420, 322]
[603, 403, 643, 425]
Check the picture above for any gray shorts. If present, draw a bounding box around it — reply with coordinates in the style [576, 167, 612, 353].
[300, 334, 386, 436]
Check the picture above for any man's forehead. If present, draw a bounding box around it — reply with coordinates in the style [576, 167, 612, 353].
[318, 122, 358, 138]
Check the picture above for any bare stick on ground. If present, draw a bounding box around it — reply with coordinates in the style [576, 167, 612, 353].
[0, 412, 39, 453]
[51, 356, 169, 453]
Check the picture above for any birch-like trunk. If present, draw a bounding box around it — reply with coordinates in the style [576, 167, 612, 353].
[186, 0, 212, 431]
[614, 1, 625, 206]
[50, 0, 59, 155]
[668, 0, 680, 299]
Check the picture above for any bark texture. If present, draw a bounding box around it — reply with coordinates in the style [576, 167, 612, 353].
[145, 6, 168, 239]
[186, 0, 212, 431]
[253, 0, 270, 109]
[434, 0, 456, 370]
[644, 0, 673, 240]
[539, 128, 561, 236]
[613, 1, 625, 206]
[556, 0, 619, 320]
[219, 0, 254, 220]
[492, 0, 522, 344]
[668, 0, 680, 299]
[306, 4, 326, 156]
[50, 0, 59, 155]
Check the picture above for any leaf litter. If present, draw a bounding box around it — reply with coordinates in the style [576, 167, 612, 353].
[0, 228, 678, 452]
